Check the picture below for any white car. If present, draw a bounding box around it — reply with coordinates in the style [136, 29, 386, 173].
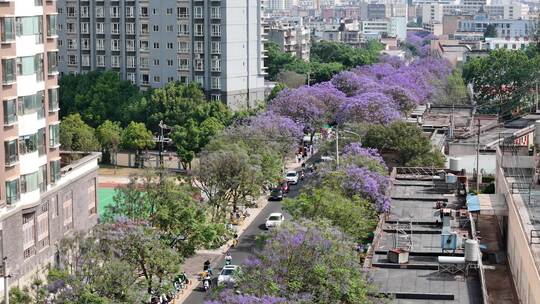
[217, 265, 239, 287]
[284, 170, 299, 184]
[265, 213, 285, 229]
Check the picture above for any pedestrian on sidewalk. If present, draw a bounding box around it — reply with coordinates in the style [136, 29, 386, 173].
[232, 233, 239, 247]
[296, 153, 301, 163]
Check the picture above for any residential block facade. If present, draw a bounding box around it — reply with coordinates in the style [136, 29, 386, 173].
[56, 0, 266, 110]
[0, 0, 100, 293]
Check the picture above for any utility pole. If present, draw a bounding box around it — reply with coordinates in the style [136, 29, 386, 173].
[476, 118, 481, 193]
[2, 257, 9, 304]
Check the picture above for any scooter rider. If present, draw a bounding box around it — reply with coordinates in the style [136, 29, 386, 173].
[225, 252, 232, 265]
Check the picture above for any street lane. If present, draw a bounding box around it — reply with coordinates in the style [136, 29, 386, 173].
[183, 176, 308, 304]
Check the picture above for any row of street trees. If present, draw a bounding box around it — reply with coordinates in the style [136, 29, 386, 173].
[59, 75, 232, 168]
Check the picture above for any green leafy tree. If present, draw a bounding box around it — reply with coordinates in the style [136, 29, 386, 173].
[60, 113, 100, 151]
[310, 40, 382, 68]
[264, 41, 297, 80]
[463, 48, 539, 117]
[363, 122, 446, 167]
[310, 61, 345, 83]
[96, 120, 123, 164]
[121, 122, 154, 167]
[195, 145, 263, 221]
[266, 83, 287, 102]
[59, 71, 144, 127]
[3, 287, 32, 304]
[107, 172, 228, 255]
[432, 70, 469, 105]
[284, 187, 378, 241]
[484, 24, 497, 38]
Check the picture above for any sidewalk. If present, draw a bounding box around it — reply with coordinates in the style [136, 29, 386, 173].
[173, 156, 305, 303]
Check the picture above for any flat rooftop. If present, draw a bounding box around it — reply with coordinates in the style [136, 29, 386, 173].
[367, 169, 483, 303]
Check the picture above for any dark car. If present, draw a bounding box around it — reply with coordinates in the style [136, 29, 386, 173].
[269, 188, 284, 201]
[280, 181, 289, 193]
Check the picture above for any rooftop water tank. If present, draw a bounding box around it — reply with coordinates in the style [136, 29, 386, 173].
[465, 239, 479, 262]
[449, 157, 461, 172]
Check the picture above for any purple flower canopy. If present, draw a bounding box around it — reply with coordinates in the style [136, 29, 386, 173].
[338, 92, 401, 125]
[246, 111, 304, 140]
[343, 166, 390, 212]
[343, 143, 386, 167]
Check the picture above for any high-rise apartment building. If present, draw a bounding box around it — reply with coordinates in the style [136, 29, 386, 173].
[56, 0, 266, 110]
[0, 0, 100, 293]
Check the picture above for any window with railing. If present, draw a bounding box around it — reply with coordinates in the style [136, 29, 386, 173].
[19, 133, 38, 155]
[6, 179, 20, 205]
[48, 88, 59, 112]
[37, 128, 45, 156]
[1, 17, 15, 42]
[195, 24, 204, 36]
[3, 98, 17, 125]
[178, 7, 189, 18]
[211, 24, 221, 37]
[2, 58, 16, 85]
[16, 16, 43, 44]
[50, 159, 60, 184]
[47, 51, 58, 74]
[46, 15, 57, 37]
[49, 124, 59, 148]
[211, 7, 221, 19]
[4, 139, 18, 166]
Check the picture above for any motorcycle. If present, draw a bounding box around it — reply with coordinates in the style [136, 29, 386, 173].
[203, 277, 211, 291]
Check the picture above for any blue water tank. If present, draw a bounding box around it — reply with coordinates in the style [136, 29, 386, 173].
[441, 233, 458, 251]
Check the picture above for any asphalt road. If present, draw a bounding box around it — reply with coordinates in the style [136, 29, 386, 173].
[183, 176, 309, 303]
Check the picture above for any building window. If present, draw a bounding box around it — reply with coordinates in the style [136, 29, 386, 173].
[66, 7, 76, 17]
[96, 39, 104, 50]
[167, 77, 174, 82]
[140, 40, 149, 51]
[111, 39, 120, 51]
[211, 42, 220, 54]
[110, 6, 119, 18]
[166, 25, 173, 32]
[111, 23, 119, 34]
[16, 16, 43, 43]
[63, 192, 73, 230]
[80, 22, 89, 34]
[23, 213, 36, 259]
[96, 55, 105, 67]
[212, 58, 220, 72]
[82, 55, 90, 67]
[6, 179, 20, 205]
[38, 164, 47, 192]
[81, 38, 90, 50]
[37, 209, 49, 247]
[140, 7, 148, 17]
[111, 56, 120, 68]
[46, 15, 56, 37]
[4, 139, 18, 166]
[141, 23, 149, 34]
[166, 8, 173, 15]
[47, 52, 58, 74]
[127, 56, 136, 68]
[19, 133, 38, 154]
[167, 59, 173, 66]
[153, 25, 159, 32]
[179, 24, 189, 35]
[37, 128, 45, 156]
[88, 180, 96, 215]
[126, 40, 135, 51]
[194, 75, 204, 86]
[126, 6, 134, 18]
[127, 73, 136, 84]
[195, 24, 204, 36]
[66, 39, 77, 50]
[179, 42, 189, 53]
[96, 22, 104, 34]
[211, 94, 221, 101]
[153, 59, 160, 66]
[167, 42, 173, 49]
[1, 17, 15, 42]
[153, 42, 159, 49]
[211, 24, 221, 36]
[49, 124, 59, 147]
[2, 58, 16, 84]
[21, 171, 39, 193]
[141, 74, 149, 85]
[178, 58, 188, 70]
[211, 77, 221, 89]
[126, 23, 135, 34]
[18, 91, 44, 115]
[68, 55, 77, 66]
[178, 7, 189, 18]
[211, 7, 221, 19]
[194, 59, 204, 71]
[153, 76, 161, 83]
[195, 41, 203, 53]
[140, 58, 149, 68]
[96, 6, 104, 18]
[50, 159, 60, 183]
[3, 98, 17, 125]
[194, 6, 203, 18]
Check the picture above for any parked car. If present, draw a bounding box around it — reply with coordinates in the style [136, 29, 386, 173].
[280, 180, 289, 193]
[269, 188, 284, 201]
[217, 265, 240, 287]
[284, 170, 299, 185]
[265, 213, 285, 229]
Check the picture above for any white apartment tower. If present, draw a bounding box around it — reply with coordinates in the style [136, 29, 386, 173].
[56, 0, 267, 110]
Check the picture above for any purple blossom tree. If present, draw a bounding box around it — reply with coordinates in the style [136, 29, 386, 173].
[331, 71, 381, 97]
[338, 92, 401, 125]
[211, 221, 374, 304]
[343, 166, 391, 212]
[342, 142, 386, 169]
